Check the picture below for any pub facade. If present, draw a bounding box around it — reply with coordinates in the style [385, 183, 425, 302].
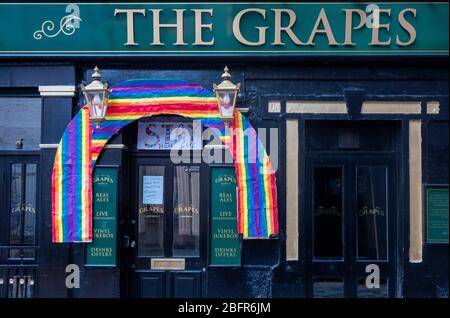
[0, 1, 448, 298]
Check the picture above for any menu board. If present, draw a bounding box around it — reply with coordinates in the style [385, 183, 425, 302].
[86, 167, 118, 266]
[426, 186, 449, 244]
[210, 168, 241, 266]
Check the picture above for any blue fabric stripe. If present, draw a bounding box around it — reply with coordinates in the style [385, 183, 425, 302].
[115, 79, 189, 86]
[257, 137, 267, 237]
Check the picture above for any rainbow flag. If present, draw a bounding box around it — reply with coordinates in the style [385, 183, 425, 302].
[52, 106, 92, 242]
[51, 79, 278, 242]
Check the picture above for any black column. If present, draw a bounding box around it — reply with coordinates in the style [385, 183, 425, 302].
[38, 95, 74, 297]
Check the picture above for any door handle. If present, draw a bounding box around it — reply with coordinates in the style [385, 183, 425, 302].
[123, 235, 130, 248]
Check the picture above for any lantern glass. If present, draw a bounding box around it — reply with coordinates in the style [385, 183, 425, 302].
[85, 89, 108, 120]
[81, 67, 110, 126]
[213, 66, 240, 123]
[216, 89, 237, 119]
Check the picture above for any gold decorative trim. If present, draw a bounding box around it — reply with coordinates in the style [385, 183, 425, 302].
[426, 101, 440, 114]
[286, 119, 299, 261]
[286, 101, 347, 114]
[362, 101, 421, 114]
[409, 120, 423, 263]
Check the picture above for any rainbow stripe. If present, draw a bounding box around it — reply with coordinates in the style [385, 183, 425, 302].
[51, 79, 278, 242]
[224, 112, 279, 237]
[52, 106, 92, 242]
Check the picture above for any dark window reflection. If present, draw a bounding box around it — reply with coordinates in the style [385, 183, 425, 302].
[9, 163, 37, 259]
[357, 278, 388, 298]
[138, 166, 165, 257]
[173, 166, 200, 256]
[313, 279, 344, 298]
[357, 166, 388, 261]
[0, 98, 41, 150]
[313, 167, 343, 259]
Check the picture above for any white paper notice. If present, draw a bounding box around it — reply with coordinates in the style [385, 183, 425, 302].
[143, 176, 164, 205]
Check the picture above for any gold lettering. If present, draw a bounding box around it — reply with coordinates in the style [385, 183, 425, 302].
[150, 9, 186, 46]
[370, 8, 392, 46]
[193, 9, 214, 46]
[114, 9, 146, 46]
[396, 8, 416, 46]
[343, 9, 367, 46]
[272, 9, 304, 45]
[233, 8, 267, 46]
[307, 8, 338, 46]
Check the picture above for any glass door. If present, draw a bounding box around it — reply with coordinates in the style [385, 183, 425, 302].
[305, 155, 396, 298]
[352, 157, 396, 298]
[128, 157, 205, 298]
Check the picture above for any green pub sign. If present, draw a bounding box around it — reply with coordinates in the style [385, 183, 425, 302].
[86, 167, 118, 266]
[210, 168, 241, 266]
[426, 187, 449, 244]
[0, 3, 448, 56]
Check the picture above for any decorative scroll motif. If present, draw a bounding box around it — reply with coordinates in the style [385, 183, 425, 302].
[51, 79, 278, 242]
[33, 15, 81, 40]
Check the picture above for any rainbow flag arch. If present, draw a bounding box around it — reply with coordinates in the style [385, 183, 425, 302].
[51, 79, 278, 242]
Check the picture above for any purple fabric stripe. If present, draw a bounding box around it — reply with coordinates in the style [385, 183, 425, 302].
[68, 118, 76, 242]
[111, 84, 205, 93]
[249, 128, 261, 237]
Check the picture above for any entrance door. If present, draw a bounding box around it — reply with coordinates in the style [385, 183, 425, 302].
[305, 121, 399, 298]
[0, 156, 39, 298]
[127, 157, 205, 298]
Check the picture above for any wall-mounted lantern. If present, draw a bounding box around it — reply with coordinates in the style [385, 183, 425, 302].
[80, 66, 111, 128]
[213, 66, 240, 127]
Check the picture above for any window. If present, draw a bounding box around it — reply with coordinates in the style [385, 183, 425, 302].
[356, 166, 388, 261]
[0, 98, 41, 150]
[313, 167, 343, 259]
[173, 166, 200, 256]
[138, 166, 165, 257]
[9, 163, 37, 259]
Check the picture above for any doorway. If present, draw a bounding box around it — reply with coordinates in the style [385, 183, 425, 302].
[126, 155, 206, 298]
[304, 121, 400, 298]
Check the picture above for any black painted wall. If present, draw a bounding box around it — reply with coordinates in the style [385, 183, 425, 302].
[1, 59, 448, 298]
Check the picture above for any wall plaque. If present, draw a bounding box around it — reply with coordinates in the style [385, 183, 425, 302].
[210, 168, 241, 266]
[426, 186, 449, 244]
[86, 167, 118, 266]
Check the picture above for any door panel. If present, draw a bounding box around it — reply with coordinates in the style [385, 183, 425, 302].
[139, 271, 166, 298]
[171, 271, 202, 298]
